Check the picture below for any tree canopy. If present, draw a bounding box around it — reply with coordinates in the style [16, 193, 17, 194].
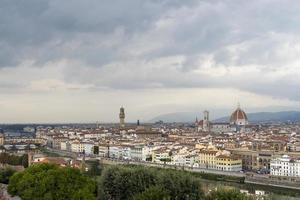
[0, 153, 28, 168]
[8, 163, 97, 200]
[99, 165, 204, 200]
[131, 186, 170, 200]
[0, 168, 16, 184]
[7, 162, 272, 200]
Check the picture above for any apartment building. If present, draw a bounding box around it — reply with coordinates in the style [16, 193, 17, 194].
[270, 155, 300, 177]
[215, 155, 242, 172]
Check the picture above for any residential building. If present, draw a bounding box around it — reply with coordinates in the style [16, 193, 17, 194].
[71, 140, 84, 153]
[215, 155, 242, 172]
[270, 155, 300, 177]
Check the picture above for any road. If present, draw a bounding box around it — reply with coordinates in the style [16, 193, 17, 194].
[101, 158, 246, 177]
[39, 147, 300, 190]
[43, 147, 245, 178]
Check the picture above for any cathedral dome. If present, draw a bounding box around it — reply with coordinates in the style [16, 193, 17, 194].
[230, 106, 248, 125]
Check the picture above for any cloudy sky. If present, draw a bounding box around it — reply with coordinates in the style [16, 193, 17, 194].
[1, 0, 300, 123]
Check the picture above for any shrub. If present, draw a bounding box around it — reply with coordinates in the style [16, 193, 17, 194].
[8, 163, 97, 200]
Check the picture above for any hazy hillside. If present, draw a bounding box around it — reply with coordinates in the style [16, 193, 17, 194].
[150, 111, 300, 123]
[150, 112, 199, 123]
[215, 111, 300, 123]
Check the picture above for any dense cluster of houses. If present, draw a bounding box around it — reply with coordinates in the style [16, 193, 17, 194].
[32, 119, 300, 176]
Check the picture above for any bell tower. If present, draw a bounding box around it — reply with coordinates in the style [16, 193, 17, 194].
[203, 110, 210, 132]
[119, 107, 125, 128]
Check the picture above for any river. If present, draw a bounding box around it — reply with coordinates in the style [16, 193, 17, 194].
[201, 179, 300, 199]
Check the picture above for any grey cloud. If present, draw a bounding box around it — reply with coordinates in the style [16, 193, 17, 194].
[0, 0, 197, 67]
[1, 0, 300, 102]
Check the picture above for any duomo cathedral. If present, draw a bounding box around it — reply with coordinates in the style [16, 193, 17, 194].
[195, 105, 250, 133]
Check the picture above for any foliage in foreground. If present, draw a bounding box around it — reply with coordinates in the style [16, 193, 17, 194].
[85, 160, 102, 177]
[0, 153, 28, 168]
[0, 168, 16, 184]
[98, 165, 269, 200]
[6, 163, 272, 200]
[99, 165, 204, 200]
[131, 186, 170, 200]
[191, 171, 245, 183]
[8, 163, 97, 200]
[131, 187, 254, 200]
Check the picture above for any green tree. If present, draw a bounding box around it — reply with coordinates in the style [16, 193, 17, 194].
[93, 146, 99, 155]
[21, 154, 29, 168]
[8, 163, 97, 200]
[86, 160, 102, 176]
[0, 168, 16, 184]
[100, 166, 157, 200]
[0, 153, 28, 167]
[157, 169, 204, 200]
[131, 186, 170, 200]
[99, 165, 204, 200]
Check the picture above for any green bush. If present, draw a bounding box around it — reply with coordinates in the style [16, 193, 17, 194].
[190, 172, 245, 183]
[157, 169, 204, 200]
[0, 168, 16, 184]
[99, 165, 204, 200]
[8, 163, 97, 200]
[6, 162, 262, 200]
[131, 186, 170, 200]
[0, 153, 28, 168]
[100, 166, 157, 200]
[85, 160, 102, 177]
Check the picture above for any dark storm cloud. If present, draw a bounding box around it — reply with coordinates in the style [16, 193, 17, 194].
[1, 0, 300, 102]
[0, 0, 197, 67]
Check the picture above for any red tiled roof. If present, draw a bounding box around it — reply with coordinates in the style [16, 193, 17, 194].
[230, 108, 248, 122]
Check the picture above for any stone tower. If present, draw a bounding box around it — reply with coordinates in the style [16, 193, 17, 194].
[203, 110, 210, 132]
[119, 107, 125, 128]
[0, 134, 4, 146]
[28, 151, 34, 167]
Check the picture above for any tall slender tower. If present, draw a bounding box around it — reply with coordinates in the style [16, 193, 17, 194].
[203, 110, 210, 132]
[119, 107, 125, 128]
[28, 151, 34, 167]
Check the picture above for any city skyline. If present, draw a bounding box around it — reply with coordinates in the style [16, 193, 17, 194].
[1, 0, 300, 123]
[1, 1, 300, 199]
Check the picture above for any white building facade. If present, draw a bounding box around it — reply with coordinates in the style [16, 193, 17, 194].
[270, 155, 300, 177]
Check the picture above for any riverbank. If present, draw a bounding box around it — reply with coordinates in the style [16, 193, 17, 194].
[199, 179, 300, 200]
[246, 177, 300, 191]
[99, 160, 300, 198]
[98, 164, 300, 199]
[39, 147, 300, 197]
[100, 157, 300, 191]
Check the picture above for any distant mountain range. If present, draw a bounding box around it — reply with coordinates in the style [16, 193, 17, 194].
[150, 111, 300, 123]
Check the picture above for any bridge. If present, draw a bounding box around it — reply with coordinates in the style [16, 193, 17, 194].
[5, 138, 43, 145]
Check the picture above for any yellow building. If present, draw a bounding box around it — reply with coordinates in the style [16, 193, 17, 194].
[197, 149, 242, 171]
[198, 150, 219, 169]
[215, 155, 242, 172]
